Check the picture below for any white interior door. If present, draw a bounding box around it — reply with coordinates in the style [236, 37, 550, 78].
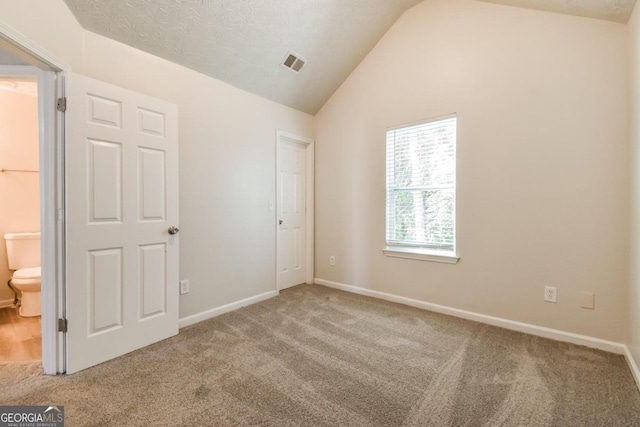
[277, 138, 306, 290]
[65, 73, 179, 373]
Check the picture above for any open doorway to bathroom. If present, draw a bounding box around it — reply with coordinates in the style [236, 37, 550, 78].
[0, 75, 41, 362]
[0, 28, 65, 374]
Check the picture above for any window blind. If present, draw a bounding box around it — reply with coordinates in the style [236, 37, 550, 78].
[386, 115, 456, 251]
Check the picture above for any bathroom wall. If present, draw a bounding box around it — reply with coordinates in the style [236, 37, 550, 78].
[0, 88, 40, 305]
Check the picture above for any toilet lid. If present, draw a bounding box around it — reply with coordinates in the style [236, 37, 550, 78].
[13, 267, 41, 280]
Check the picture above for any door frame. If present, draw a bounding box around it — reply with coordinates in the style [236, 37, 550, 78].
[0, 20, 69, 374]
[275, 131, 314, 291]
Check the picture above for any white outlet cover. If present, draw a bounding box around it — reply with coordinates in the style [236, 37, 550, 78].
[544, 286, 557, 303]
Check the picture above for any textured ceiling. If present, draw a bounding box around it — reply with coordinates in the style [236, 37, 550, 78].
[63, 0, 423, 114]
[63, 0, 637, 115]
[477, 0, 637, 23]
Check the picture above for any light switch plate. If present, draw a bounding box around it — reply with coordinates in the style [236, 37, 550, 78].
[180, 279, 190, 295]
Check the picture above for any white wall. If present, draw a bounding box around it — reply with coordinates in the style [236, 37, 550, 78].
[629, 2, 640, 369]
[0, 0, 83, 68]
[0, 0, 314, 318]
[81, 33, 314, 317]
[314, 0, 628, 342]
[0, 89, 39, 304]
[0, 0, 630, 343]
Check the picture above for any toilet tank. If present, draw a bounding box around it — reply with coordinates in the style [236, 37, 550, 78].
[4, 232, 41, 270]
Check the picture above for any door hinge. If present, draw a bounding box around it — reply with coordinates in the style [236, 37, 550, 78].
[57, 318, 67, 333]
[56, 97, 67, 112]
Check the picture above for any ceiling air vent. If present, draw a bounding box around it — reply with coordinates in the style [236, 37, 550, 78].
[281, 52, 306, 73]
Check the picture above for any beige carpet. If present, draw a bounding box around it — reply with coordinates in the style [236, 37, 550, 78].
[1, 284, 639, 426]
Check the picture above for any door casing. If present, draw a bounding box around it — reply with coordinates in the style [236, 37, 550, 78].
[0, 21, 69, 374]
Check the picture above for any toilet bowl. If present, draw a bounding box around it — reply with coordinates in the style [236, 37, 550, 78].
[4, 232, 41, 317]
[11, 266, 41, 317]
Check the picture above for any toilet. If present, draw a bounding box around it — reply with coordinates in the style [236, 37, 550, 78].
[4, 232, 41, 317]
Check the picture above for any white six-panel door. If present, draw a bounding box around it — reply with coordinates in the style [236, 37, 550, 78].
[65, 73, 179, 373]
[277, 138, 306, 290]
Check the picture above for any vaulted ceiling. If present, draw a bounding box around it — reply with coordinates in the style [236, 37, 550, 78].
[63, 0, 423, 114]
[63, 0, 636, 115]
[479, 0, 636, 23]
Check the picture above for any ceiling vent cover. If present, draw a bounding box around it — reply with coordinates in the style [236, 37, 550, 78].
[282, 52, 306, 73]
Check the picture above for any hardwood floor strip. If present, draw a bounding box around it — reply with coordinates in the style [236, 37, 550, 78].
[0, 307, 41, 361]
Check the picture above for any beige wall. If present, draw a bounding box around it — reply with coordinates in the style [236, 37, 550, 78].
[81, 33, 314, 317]
[0, 0, 83, 69]
[0, 89, 39, 303]
[314, 0, 628, 342]
[629, 2, 640, 368]
[0, 0, 631, 343]
[0, 0, 314, 318]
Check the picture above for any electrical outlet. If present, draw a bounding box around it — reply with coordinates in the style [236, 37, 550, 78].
[544, 286, 557, 303]
[329, 256, 336, 266]
[180, 279, 190, 295]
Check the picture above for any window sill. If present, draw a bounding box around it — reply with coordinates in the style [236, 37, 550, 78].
[383, 247, 459, 264]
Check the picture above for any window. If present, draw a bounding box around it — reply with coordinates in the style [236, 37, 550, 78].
[384, 115, 458, 263]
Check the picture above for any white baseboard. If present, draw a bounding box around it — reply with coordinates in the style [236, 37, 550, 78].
[179, 290, 278, 329]
[0, 298, 15, 309]
[623, 345, 640, 391]
[314, 278, 625, 355]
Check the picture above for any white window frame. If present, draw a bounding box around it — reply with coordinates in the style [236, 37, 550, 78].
[383, 114, 459, 264]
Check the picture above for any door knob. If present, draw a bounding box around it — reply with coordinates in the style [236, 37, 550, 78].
[168, 226, 180, 235]
[279, 220, 283, 225]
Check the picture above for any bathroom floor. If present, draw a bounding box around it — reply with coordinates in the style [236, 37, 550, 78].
[0, 307, 40, 361]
